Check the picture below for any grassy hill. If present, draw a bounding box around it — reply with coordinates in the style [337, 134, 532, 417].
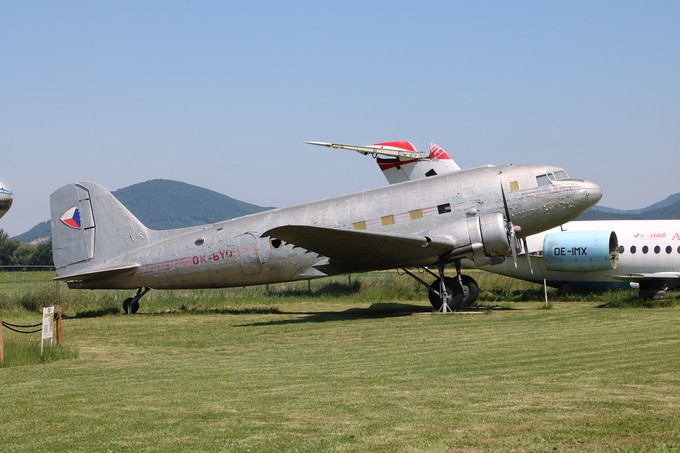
[13, 179, 273, 243]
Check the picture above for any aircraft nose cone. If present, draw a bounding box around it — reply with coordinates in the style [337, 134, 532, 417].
[585, 180, 602, 205]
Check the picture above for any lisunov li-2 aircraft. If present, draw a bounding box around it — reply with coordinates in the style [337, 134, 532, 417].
[0, 177, 13, 220]
[50, 142, 601, 313]
[323, 140, 678, 299]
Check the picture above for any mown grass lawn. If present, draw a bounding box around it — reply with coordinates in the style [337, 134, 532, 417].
[0, 301, 680, 451]
[2, 291, 679, 451]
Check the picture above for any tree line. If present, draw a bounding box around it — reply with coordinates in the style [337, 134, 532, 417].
[0, 229, 53, 267]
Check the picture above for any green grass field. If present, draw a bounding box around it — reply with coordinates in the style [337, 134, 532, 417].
[1, 271, 679, 451]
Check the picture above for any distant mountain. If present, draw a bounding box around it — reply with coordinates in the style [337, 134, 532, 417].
[13, 179, 274, 243]
[578, 193, 680, 220]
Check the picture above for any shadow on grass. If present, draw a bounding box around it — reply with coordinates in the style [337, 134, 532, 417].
[63, 307, 121, 319]
[158, 306, 283, 316]
[597, 297, 680, 309]
[235, 302, 499, 327]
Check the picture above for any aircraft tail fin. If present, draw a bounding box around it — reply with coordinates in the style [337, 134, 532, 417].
[50, 182, 151, 278]
[376, 142, 461, 184]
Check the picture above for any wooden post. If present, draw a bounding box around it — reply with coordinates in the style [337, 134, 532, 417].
[56, 307, 63, 347]
[0, 320, 4, 365]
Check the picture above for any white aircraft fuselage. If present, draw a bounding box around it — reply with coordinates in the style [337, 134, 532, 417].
[478, 220, 680, 297]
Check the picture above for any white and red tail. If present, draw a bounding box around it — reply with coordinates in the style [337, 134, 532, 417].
[375, 141, 461, 184]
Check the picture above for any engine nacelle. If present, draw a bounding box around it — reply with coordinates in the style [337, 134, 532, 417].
[543, 231, 618, 272]
[428, 212, 511, 266]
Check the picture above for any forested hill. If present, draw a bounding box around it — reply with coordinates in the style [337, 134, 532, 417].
[14, 179, 273, 243]
[113, 179, 273, 229]
[578, 193, 680, 220]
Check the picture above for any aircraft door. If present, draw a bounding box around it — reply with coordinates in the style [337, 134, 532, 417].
[237, 233, 263, 275]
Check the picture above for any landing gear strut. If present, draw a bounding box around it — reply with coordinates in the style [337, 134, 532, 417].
[400, 260, 479, 312]
[123, 287, 150, 314]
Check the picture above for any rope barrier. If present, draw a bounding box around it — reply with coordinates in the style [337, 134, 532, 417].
[1, 321, 43, 334]
[1, 321, 42, 329]
[2, 324, 42, 334]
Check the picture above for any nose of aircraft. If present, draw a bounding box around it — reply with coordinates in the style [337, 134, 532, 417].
[584, 180, 603, 206]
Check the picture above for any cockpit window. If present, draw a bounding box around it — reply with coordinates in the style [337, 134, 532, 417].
[537, 171, 570, 187]
[536, 174, 551, 186]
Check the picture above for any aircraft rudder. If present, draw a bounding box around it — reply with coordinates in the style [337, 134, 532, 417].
[50, 182, 150, 273]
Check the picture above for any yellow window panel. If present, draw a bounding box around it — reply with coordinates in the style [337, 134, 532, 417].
[381, 215, 395, 226]
[352, 221, 367, 230]
[510, 181, 519, 192]
[409, 209, 423, 220]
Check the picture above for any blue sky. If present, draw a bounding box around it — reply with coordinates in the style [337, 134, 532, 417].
[1, 1, 679, 237]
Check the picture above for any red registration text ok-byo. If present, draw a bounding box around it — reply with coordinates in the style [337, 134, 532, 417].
[192, 249, 235, 265]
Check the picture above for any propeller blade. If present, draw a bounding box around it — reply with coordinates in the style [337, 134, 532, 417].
[500, 181, 519, 267]
[522, 237, 533, 274]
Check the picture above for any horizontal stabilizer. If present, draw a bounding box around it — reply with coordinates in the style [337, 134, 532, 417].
[53, 263, 140, 282]
[262, 225, 456, 274]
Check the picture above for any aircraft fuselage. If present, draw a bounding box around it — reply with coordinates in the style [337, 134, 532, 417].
[52, 164, 601, 290]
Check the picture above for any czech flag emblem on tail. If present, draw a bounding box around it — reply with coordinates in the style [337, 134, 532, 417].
[60, 207, 81, 229]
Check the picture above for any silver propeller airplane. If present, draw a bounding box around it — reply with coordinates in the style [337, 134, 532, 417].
[50, 145, 602, 313]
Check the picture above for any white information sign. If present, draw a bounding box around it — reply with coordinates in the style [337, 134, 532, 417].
[41, 306, 54, 355]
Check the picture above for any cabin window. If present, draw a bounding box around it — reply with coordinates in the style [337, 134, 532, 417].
[195, 238, 205, 246]
[677, 246, 680, 254]
[618, 245, 625, 254]
[536, 175, 551, 186]
[667, 246, 673, 254]
[352, 221, 366, 230]
[381, 215, 395, 226]
[642, 245, 649, 254]
[409, 209, 423, 220]
[630, 245, 637, 254]
[654, 245, 661, 254]
[509, 181, 519, 192]
[437, 203, 451, 214]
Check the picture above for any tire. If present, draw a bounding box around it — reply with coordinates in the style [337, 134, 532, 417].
[428, 277, 464, 311]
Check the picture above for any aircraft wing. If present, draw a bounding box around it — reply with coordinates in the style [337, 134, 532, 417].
[610, 272, 680, 289]
[305, 141, 429, 159]
[263, 225, 456, 274]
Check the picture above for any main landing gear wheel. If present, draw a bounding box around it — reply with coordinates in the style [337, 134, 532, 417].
[428, 275, 479, 311]
[123, 298, 140, 314]
[429, 276, 463, 311]
[459, 274, 479, 307]
[122, 287, 150, 314]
